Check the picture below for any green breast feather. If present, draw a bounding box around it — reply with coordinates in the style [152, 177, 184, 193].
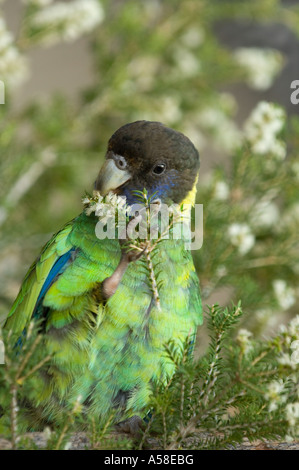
[5, 211, 202, 421]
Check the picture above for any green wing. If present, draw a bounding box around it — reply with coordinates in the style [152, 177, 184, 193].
[4, 222, 74, 334]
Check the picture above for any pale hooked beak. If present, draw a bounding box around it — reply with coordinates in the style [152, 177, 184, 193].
[95, 159, 131, 196]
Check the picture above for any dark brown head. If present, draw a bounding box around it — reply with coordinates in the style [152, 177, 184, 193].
[95, 120, 200, 205]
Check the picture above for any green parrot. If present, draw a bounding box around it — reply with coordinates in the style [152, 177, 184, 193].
[4, 121, 202, 433]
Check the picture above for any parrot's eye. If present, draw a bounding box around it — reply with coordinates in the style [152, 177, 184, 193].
[152, 163, 166, 175]
[115, 155, 127, 170]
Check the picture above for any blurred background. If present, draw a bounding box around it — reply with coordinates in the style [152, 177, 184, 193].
[0, 0, 298, 346]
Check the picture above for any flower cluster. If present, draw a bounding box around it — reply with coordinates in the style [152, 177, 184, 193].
[251, 199, 280, 230]
[83, 191, 130, 225]
[234, 47, 284, 91]
[236, 328, 253, 355]
[213, 181, 230, 201]
[173, 47, 201, 79]
[0, 18, 28, 88]
[244, 101, 286, 160]
[273, 279, 296, 311]
[277, 315, 299, 370]
[285, 403, 299, 437]
[31, 0, 104, 46]
[265, 379, 287, 412]
[196, 105, 242, 153]
[227, 223, 255, 255]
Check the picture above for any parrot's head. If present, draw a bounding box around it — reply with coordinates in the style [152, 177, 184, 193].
[95, 120, 200, 206]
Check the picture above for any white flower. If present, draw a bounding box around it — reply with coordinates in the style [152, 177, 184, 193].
[250, 101, 284, 132]
[127, 55, 160, 91]
[197, 108, 224, 127]
[197, 107, 242, 152]
[84, 191, 130, 225]
[159, 96, 182, 124]
[213, 181, 229, 201]
[0, 30, 13, 51]
[181, 26, 205, 48]
[216, 265, 227, 278]
[273, 280, 296, 311]
[244, 102, 286, 160]
[252, 200, 279, 229]
[236, 328, 253, 354]
[278, 353, 298, 370]
[173, 47, 201, 78]
[265, 379, 287, 411]
[289, 316, 299, 338]
[285, 403, 299, 427]
[82, 196, 91, 205]
[266, 379, 285, 398]
[83, 192, 103, 216]
[290, 340, 299, 365]
[31, 0, 104, 46]
[255, 308, 271, 321]
[234, 47, 284, 91]
[0, 18, 28, 87]
[228, 223, 255, 255]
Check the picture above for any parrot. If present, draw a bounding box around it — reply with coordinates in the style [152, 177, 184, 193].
[4, 120, 202, 433]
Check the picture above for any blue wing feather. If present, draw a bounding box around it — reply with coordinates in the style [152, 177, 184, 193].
[34, 248, 75, 314]
[15, 248, 76, 350]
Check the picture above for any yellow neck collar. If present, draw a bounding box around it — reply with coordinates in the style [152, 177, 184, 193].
[181, 176, 198, 207]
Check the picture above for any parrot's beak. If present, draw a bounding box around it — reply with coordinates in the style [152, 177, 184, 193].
[95, 159, 131, 196]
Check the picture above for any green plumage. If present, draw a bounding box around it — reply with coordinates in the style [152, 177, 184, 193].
[4, 121, 203, 426]
[5, 212, 202, 421]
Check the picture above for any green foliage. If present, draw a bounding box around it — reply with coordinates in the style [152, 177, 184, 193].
[194, 102, 298, 332]
[1, 304, 298, 449]
[141, 304, 299, 449]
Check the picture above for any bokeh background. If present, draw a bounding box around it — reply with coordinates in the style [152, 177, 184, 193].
[0, 0, 298, 348]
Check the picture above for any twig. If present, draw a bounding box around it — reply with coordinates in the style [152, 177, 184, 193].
[16, 335, 42, 380]
[138, 413, 155, 450]
[251, 350, 270, 368]
[199, 331, 223, 406]
[10, 384, 18, 450]
[54, 396, 82, 450]
[17, 354, 52, 384]
[0, 149, 56, 227]
[144, 247, 161, 311]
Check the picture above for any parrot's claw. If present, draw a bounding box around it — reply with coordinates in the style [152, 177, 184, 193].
[101, 242, 147, 299]
[121, 241, 148, 263]
[115, 415, 145, 437]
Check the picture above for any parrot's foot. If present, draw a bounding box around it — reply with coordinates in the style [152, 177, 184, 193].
[122, 242, 148, 263]
[101, 242, 147, 300]
[101, 212, 149, 300]
[115, 415, 145, 437]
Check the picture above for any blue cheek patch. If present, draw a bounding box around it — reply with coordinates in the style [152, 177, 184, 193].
[122, 172, 177, 205]
[151, 181, 175, 200]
